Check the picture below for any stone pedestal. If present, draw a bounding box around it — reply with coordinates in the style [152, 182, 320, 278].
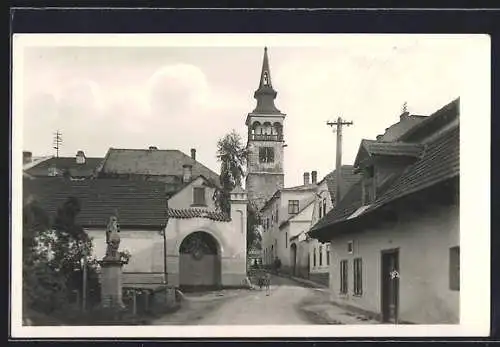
[98, 258, 125, 309]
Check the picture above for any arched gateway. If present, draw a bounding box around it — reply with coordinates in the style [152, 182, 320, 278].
[179, 231, 221, 290]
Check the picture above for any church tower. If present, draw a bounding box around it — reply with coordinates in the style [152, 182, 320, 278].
[245, 47, 286, 210]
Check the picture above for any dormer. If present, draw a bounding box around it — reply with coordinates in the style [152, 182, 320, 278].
[354, 140, 425, 205]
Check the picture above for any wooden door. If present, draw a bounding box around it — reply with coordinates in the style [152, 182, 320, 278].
[381, 249, 400, 323]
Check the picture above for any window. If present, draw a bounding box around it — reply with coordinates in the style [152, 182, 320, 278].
[266, 218, 270, 230]
[347, 241, 354, 254]
[285, 232, 288, 248]
[326, 247, 330, 266]
[259, 147, 275, 163]
[319, 201, 322, 218]
[319, 245, 323, 266]
[193, 187, 206, 205]
[353, 258, 363, 296]
[340, 260, 348, 294]
[288, 200, 299, 214]
[362, 165, 376, 204]
[271, 214, 274, 226]
[276, 206, 279, 223]
[313, 249, 317, 267]
[449, 246, 460, 291]
[323, 198, 327, 216]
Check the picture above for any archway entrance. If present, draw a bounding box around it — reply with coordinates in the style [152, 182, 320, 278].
[290, 243, 297, 276]
[179, 231, 221, 290]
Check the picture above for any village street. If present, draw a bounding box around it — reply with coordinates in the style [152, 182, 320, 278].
[151, 275, 376, 325]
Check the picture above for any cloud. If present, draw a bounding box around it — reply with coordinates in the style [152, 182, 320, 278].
[147, 63, 209, 118]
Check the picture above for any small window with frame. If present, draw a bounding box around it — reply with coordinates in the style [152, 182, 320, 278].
[347, 241, 354, 254]
[288, 200, 299, 214]
[193, 187, 206, 206]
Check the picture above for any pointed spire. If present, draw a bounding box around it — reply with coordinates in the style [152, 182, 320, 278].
[259, 46, 272, 89]
[253, 47, 281, 114]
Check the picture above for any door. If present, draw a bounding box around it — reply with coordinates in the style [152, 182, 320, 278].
[381, 249, 399, 323]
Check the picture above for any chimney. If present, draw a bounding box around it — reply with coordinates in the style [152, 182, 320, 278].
[182, 164, 193, 183]
[311, 171, 318, 184]
[191, 148, 196, 160]
[303, 172, 310, 185]
[76, 150, 86, 164]
[23, 151, 32, 164]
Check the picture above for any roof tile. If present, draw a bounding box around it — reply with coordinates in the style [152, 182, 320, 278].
[23, 177, 167, 228]
[167, 208, 231, 222]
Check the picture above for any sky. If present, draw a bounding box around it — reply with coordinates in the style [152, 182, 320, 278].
[20, 35, 466, 187]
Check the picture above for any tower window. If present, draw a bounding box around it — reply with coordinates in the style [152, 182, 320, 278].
[263, 72, 269, 86]
[259, 147, 275, 163]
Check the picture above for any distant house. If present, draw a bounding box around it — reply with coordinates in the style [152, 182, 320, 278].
[309, 98, 460, 324]
[96, 147, 220, 194]
[259, 173, 317, 272]
[298, 166, 359, 286]
[23, 150, 103, 179]
[94, 146, 248, 290]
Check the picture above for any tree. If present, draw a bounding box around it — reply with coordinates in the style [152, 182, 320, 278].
[214, 130, 261, 250]
[23, 200, 67, 314]
[23, 197, 101, 314]
[214, 130, 248, 214]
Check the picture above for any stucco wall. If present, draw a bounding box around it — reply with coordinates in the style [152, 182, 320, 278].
[279, 220, 312, 270]
[261, 189, 315, 265]
[87, 201, 247, 289]
[168, 176, 217, 210]
[327, 204, 459, 324]
[247, 141, 284, 174]
[164, 201, 247, 287]
[87, 229, 165, 287]
[246, 173, 284, 210]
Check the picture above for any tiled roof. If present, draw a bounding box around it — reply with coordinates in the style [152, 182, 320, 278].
[25, 157, 104, 177]
[320, 165, 360, 202]
[167, 208, 231, 222]
[367, 125, 459, 212]
[354, 141, 424, 167]
[398, 98, 459, 142]
[364, 140, 424, 157]
[23, 177, 167, 228]
[310, 125, 459, 234]
[99, 148, 220, 187]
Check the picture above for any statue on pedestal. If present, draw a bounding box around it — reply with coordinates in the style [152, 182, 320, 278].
[105, 215, 121, 260]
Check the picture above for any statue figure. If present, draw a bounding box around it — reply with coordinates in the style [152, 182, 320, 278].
[105, 215, 121, 260]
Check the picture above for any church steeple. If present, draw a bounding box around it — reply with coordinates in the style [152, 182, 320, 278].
[253, 47, 281, 114]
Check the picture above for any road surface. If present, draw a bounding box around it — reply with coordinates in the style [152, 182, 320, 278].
[153, 275, 329, 325]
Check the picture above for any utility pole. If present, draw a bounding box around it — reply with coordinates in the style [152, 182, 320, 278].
[53, 130, 63, 173]
[326, 117, 353, 203]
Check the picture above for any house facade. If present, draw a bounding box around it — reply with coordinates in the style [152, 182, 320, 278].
[23, 177, 168, 289]
[309, 98, 460, 324]
[23, 150, 103, 179]
[259, 173, 317, 270]
[305, 166, 359, 285]
[94, 146, 248, 290]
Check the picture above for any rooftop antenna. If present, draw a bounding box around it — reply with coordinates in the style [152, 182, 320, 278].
[402, 101, 408, 113]
[53, 130, 63, 173]
[53, 130, 63, 159]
